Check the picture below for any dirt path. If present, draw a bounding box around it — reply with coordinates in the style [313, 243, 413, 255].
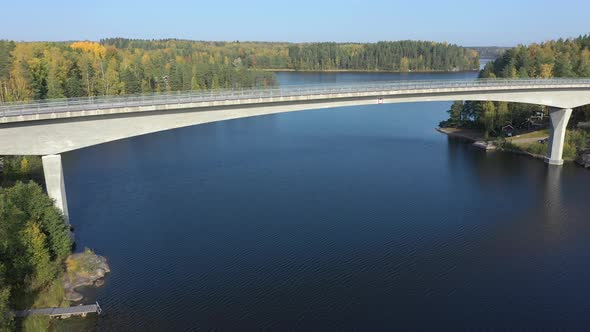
[509, 136, 548, 145]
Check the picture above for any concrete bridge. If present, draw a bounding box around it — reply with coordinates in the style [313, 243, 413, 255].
[1, 78, 589, 221]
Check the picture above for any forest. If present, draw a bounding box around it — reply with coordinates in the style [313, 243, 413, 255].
[0, 39, 479, 102]
[101, 38, 479, 72]
[0, 155, 74, 331]
[467, 46, 510, 59]
[0, 180, 72, 331]
[441, 34, 590, 136]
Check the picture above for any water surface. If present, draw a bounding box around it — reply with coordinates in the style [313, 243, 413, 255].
[57, 71, 590, 330]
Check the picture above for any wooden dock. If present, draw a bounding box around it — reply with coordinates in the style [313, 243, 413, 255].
[13, 302, 102, 318]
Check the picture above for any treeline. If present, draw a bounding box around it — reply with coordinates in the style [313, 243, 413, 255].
[0, 39, 478, 102]
[441, 100, 541, 137]
[0, 156, 44, 187]
[284, 41, 478, 71]
[441, 34, 590, 136]
[0, 40, 277, 102]
[467, 46, 510, 59]
[480, 35, 590, 79]
[0, 182, 73, 330]
[101, 38, 479, 72]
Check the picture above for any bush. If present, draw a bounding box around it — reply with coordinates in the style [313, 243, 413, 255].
[524, 142, 548, 156]
[497, 140, 522, 152]
[562, 142, 578, 160]
[566, 129, 590, 149]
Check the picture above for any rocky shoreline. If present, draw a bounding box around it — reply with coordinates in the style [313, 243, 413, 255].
[63, 249, 110, 302]
[575, 150, 590, 168]
[437, 127, 590, 168]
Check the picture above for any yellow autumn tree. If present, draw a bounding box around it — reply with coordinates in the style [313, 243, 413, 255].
[400, 57, 410, 72]
[20, 221, 55, 291]
[539, 63, 554, 78]
[70, 41, 106, 59]
[20, 156, 29, 175]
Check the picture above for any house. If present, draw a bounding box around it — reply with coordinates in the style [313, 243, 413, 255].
[501, 124, 515, 137]
[530, 111, 545, 121]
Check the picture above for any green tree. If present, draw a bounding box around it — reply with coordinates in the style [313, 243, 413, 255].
[19, 221, 55, 291]
[554, 53, 575, 77]
[481, 101, 496, 139]
[0, 262, 13, 331]
[447, 101, 464, 126]
[497, 102, 510, 127]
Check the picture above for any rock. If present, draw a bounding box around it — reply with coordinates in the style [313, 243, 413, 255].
[575, 150, 590, 168]
[65, 290, 84, 302]
[63, 249, 110, 302]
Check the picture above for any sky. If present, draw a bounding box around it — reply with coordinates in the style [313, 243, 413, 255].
[2, 0, 589, 46]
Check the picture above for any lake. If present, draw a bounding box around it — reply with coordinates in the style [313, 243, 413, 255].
[57, 71, 590, 330]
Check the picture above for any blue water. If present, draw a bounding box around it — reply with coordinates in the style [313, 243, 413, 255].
[56, 71, 590, 330]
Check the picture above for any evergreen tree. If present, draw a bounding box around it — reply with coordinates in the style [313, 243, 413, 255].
[447, 101, 464, 126]
[554, 53, 575, 77]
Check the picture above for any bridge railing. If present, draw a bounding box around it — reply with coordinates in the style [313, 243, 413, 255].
[2, 78, 590, 117]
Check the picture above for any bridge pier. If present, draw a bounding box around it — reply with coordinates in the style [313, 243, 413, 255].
[42, 154, 69, 223]
[545, 107, 573, 166]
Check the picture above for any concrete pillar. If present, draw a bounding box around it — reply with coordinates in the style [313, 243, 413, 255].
[42, 154, 69, 223]
[545, 107, 572, 166]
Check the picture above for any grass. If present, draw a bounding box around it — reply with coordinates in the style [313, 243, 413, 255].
[20, 316, 50, 332]
[500, 129, 589, 161]
[16, 279, 69, 332]
[507, 129, 549, 141]
[519, 142, 548, 156]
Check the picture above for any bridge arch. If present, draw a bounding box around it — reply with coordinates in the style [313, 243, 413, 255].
[1, 78, 589, 218]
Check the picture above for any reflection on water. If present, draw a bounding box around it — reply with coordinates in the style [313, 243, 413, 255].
[544, 165, 564, 229]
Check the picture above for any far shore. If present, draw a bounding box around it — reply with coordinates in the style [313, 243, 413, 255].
[262, 68, 480, 74]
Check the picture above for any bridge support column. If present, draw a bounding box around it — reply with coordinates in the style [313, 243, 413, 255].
[42, 155, 69, 223]
[545, 107, 572, 166]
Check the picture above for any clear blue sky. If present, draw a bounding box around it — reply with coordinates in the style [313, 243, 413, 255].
[2, 0, 588, 46]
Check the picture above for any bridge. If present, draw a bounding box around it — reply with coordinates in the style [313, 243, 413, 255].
[1, 78, 589, 221]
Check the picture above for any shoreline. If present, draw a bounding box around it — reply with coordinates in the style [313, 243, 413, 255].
[435, 127, 483, 142]
[263, 68, 480, 73]
[435, 127, 573, 164]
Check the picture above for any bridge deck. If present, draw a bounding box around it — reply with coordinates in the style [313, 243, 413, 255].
[2, 78, 590, 121]
[13, 302, 102, 318]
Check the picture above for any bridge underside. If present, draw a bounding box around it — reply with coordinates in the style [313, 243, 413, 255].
[0, 88, 588, 156]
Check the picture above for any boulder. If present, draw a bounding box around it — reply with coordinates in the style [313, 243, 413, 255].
[63, 249, 110, 302]
[575, 150, 590, 168]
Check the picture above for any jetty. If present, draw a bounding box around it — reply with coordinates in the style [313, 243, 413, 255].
[13, 302, 102, 319]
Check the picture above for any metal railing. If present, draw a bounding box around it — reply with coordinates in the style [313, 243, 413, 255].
[2, 78, 590, 118]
